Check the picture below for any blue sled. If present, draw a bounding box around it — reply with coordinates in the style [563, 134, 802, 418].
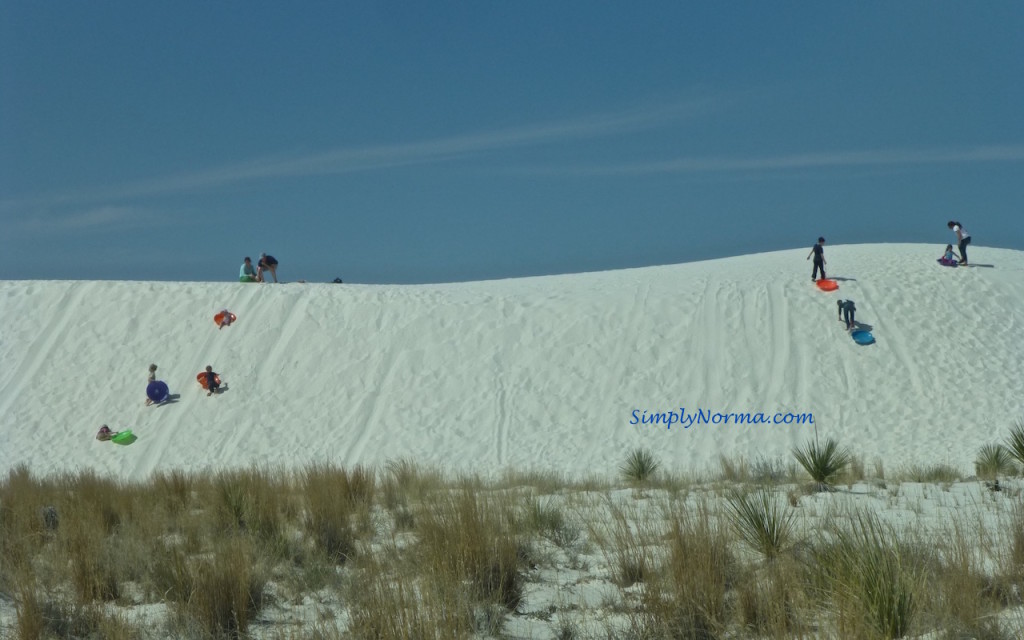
[851, 329, 875, 345]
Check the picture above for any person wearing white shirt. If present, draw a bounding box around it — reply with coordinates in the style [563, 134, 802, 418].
[947, 221, 971, 266]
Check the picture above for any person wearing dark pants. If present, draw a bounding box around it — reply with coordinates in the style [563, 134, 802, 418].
[837, 299, 856, 331]
[947, 221, 971, 265]
[204, 365, 221, 396]
[807, 237, 826, 281]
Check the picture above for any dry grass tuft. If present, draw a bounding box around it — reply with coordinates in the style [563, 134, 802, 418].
[416, 488, 525, 611]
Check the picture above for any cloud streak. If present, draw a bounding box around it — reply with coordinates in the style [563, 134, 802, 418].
[0, 99, 714, 212]
[533, 144, 1024, 176]
[15, 206, 167, 234]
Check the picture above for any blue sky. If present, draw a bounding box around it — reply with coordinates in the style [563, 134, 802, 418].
[2, 2, 1022, 283]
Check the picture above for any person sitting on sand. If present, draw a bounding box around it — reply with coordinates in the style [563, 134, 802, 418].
[240, 257, 259, 283]
[204, 365, 221, 396]
[218, 309, 234, 330]
[939, 244, 960, 264]
[257, 253, 279, 283]
[96, 425, 119, 441]
[144, 363, 158, 406]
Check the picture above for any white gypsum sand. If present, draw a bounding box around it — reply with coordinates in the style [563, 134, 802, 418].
[0, 243, 1021, 480]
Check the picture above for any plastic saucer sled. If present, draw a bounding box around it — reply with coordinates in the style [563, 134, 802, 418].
[146, 380, 169, 403]
[816, 279, 839, 291]
[851, 329, 875, 345]
[197, 372, 222, 389]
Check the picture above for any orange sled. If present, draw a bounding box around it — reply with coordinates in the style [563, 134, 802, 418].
[197, 372, 222, 389]
[214, 311, 237, 326]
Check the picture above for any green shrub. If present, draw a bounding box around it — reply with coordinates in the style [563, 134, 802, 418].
[726, 487, 795, 560]
[974, 444, 1017, 480]
[1004, 419, 1024, 469]
[620, 448, 660, 483]
[792, 438, 851, 490]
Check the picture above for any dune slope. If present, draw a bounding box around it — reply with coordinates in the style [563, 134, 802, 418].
[1, 244, 1021, 481]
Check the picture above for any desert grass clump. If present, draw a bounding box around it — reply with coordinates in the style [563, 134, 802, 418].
[792, 437, 851, 491]
[525, 498, 581, 548]
[1, 464, 56, 539]
[718, 454, 750, 482]
[171, 538, 268, 638]
[1012, 504, 1024, 572]
[0, 467, 56, 594]
[596, 505, 655, 587]
[12, 568, 46, 640]
[61, 469, 125, 535]
[1004, 418, 1024, 469]
[898, 463, 962, 484]
[147, 543, 193, 604]
[416, 488, 525, 611]
[382, 457, 443, 510]
[922, 517, 1022, 634]
[751, 455, 797, 484]
[630, 506, 735, 639]
[210, 467, 287, 543]
[735, 559, 806, 636]
[974, 443, 1017, 480]
[814, 511, 921, 639]
[62, 510, 122, 603]
[301, 463, 375, 564]
[726, 487, 795, 561]
[152, 468, 195, 516]
[347, 553, 474, 638]
[15, 592, 138, 640]
[620, 448, 660, 483]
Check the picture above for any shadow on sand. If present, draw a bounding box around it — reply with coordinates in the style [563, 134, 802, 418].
[156, 394, 181, 406]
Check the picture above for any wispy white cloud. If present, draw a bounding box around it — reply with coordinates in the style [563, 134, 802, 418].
[0, 99, 715, 212]
[15, 206, 167, 234]
[529, 144, 1024, 176]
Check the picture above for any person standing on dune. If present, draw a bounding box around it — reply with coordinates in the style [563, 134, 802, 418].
[807, 237, 826, 282]
[947, 221, 971, 266]
[144, 363, 158, 406]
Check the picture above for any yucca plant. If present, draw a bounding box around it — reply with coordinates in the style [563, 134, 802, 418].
[1004, 419, 1024, 469]
[974, 443, 1017, 480]
[620, 448, 660, 483]
[726, 488, 795, 560]
[792, 438, 851, 491]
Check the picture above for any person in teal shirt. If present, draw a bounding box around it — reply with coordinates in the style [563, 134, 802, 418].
[239, 256, 258, 282]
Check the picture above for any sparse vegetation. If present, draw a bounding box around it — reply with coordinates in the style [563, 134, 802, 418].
[726, 487, 795, 560]
[1, 459, 1022, 639]
[792, 437, 852, 490]
[1005, 418, 1024, 468]
[975, 443, 1017, 480]
[813, 511, 921, 639]
[898, 463, 962, 484]
[620, 447, 660, 483]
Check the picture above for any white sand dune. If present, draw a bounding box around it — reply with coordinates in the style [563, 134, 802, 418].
[1, 243, 1022, 481]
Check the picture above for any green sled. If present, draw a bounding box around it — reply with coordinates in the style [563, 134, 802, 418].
[112, 430, 137, 445]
